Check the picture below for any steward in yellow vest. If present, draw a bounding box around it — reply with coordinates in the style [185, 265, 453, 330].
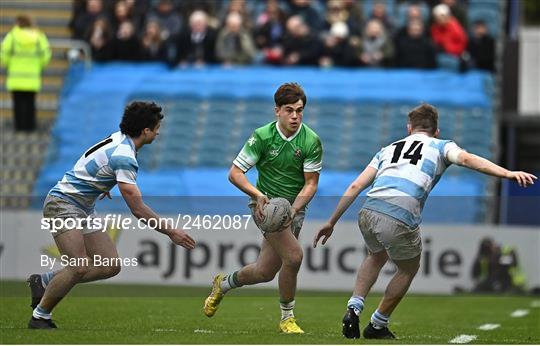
[1, 15, 51, 131]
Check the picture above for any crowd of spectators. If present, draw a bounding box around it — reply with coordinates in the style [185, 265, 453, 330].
[69, 0, 496, 71]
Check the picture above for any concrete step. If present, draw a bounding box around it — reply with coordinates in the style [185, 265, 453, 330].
[0, 72, 64, 92]
[0, 0, 72, 10]
[1, 8, 72, 20]
[1, 169, 37, 182]
[0, 93, 59, 110]
[0, 67, 69, 78]
[0, 75, 67, 88]
[42, 75, 64, 87]
[1, 16, 70, 26]
[0, 197, 32, 209]
[0, 183, 33, 195]
[1, 89, 60, 101]
[48, 59, 69, 69]
[0, 24, 71, 39]
[2, 154, 50, 168]
[0, 108, 57, 120]
[1, 130, 50, 141]
[0, 84, 62, 94]
[0, 116, 55, 130]
[43, 67, 69, 77]
[1, 144, 45, 157]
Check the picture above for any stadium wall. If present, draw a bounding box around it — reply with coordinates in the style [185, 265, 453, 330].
[2, 211, 539, 294]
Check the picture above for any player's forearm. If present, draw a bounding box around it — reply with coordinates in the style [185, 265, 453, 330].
[328, 168, 375, 225]
[131, 204, 173, 236]
[328, 182, 363, 225]
[229, 169, 265, 199]
[292, 183, 317, 213]
[460, 152, 510, 179]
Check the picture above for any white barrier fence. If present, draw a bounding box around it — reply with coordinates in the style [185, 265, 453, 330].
[1, 211, 539, 293]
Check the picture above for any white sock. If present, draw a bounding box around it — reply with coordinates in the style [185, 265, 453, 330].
[371, 309, 389, 329]
[280, 300, 295, 321]
[347, 295, 365, 316]
[33, 305, 52, 320]
[219, 271, 241, 294]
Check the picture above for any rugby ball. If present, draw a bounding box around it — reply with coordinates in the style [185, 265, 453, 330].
[258, 198, 292, 233]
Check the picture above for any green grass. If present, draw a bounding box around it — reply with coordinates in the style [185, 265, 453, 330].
[1, 280, 539, 344]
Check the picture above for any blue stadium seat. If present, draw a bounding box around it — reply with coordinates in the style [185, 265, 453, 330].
[362, 0, 396, 18]
[396, 1, 429, 28]
[436, 53, 460, 71]
[35, 65, 495, 226]
[468, 7, 501, 37]
[468, 0, 502, 12]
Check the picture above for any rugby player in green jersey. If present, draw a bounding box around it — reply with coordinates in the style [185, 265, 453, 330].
[203, 83, 323, 334]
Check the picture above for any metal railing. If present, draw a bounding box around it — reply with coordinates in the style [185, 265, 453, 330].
[49, 38, 92, 70]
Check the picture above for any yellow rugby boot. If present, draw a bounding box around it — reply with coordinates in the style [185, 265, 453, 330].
[279, 317, 305, 334]
[203, 274, 225, 317]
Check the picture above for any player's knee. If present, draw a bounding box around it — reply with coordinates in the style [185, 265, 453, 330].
[283, 248, 303, 269]
[396, 256, 421, 275]
[70, 264, 90, 279]
[102, 264, 121, 278]
[369, 251, 388, 266]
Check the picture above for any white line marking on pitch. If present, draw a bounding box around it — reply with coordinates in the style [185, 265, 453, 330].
[450, 334, 477, 344]
[531, 300, 540, 308]
[510, 309, 529, 317]
[194, 329, 214, 334]
[478, 324, 500, 331]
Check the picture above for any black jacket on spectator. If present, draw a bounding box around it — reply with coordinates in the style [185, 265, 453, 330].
[175, 28, 217, 64]
[468, 35, 495, 72]
[288, 2, 323, 33]
[140, 42, 169, 62]
[321, 38, 356, 67]
[282, 33, 322, 66]
[91, 40, 114, 62]
[394, 34, 436, 69]
[112, 37, 141, 61]
[73, 12, 102, 40]
[69, 0, 87, 38]
[255, 20, 285, 49]
[178, 1, 220, 22]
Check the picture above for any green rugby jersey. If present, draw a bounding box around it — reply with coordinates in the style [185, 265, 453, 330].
[233, 121, 323, 200]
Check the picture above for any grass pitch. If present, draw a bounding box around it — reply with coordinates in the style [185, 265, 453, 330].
[1, 280, 539, 344]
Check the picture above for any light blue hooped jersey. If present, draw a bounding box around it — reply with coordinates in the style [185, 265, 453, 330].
[49, 131, 138, 213]
[363, 133, 461, 228]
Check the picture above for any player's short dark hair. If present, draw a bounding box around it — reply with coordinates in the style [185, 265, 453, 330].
[119, 101, 164, 137]
[408, 103, 438, 135]
[274, 82, 307, 107]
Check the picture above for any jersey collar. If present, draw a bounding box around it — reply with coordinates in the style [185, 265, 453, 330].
[125, 134, 137, 152]
[411, 131, 432, 138]
[276, 122, 303, 142]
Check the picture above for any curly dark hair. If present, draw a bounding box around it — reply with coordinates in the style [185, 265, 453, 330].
[119, 101, 164, 137]
[274, 82, 307, 107]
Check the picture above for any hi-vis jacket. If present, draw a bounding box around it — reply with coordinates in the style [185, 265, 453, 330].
[1, 25, 51, 91]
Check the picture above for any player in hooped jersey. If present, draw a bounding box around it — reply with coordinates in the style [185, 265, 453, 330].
[313, 104, 536, 339]
[204, 83, 323, 333]
[27, 102, 195, 329]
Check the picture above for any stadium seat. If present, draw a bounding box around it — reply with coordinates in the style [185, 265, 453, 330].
[362, 0, 396, 19]
[436, 53, 460, 72]
[468, 0, 502, 12]
[468, 7, 501, 37]
[34, 66, 495, 225]
[396, 1, 429, 28]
